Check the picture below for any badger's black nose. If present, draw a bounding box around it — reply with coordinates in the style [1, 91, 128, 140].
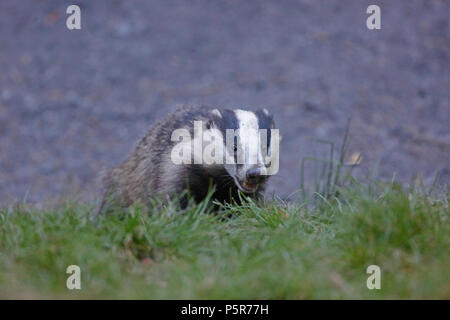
[246, 167, 264, 183]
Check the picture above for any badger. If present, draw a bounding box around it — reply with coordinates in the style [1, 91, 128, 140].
[98, 105, 279, 213]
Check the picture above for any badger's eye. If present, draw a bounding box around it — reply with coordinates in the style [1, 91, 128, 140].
[233, 136, 238, 153]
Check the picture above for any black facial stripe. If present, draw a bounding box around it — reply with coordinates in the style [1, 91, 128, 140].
[216, 109, 239, 133]
[255, 109, 273, 130]
[215, 109, 241, 163]
[255, 109, 274, 149]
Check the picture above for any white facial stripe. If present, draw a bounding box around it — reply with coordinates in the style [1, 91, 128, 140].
[211, 109, 222, 118]
[234, 109, 264, 167]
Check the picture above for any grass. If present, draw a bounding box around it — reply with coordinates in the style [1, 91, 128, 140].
[0, 181, 448, 299]
[1, 122, 448, 299]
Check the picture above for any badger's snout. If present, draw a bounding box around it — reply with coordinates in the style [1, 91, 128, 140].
[233, 166, 266, 193]
[246, 167, 265, 184]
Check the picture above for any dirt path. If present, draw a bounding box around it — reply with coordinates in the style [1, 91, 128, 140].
[0, 0, 448, 204]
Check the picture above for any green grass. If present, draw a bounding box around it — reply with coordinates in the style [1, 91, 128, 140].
[0, 182, 448, 299]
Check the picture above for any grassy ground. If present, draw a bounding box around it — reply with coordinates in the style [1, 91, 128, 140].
[0, 181, 448, 299]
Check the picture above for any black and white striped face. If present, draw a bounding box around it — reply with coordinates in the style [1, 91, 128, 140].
[209, 108, 280, 193]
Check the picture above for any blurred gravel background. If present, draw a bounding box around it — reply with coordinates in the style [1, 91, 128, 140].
[0, 0, 449, 204]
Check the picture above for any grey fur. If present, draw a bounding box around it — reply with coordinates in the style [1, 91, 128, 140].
[97, 105, 276, 214]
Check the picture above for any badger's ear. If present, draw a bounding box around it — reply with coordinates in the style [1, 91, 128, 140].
[207, 108, 222, 129]
[259, 108, 273, 119]
[256, 108, 274, 127]
[206, 119, 214, 130]
[211, 108, 222, 118]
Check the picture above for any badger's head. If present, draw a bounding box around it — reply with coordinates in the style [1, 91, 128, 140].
[205, 108, 280, 194]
